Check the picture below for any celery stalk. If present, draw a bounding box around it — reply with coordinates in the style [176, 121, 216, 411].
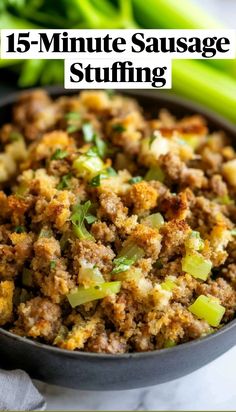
[67, 281, 121, 307]
[142, 213, 164, 229]
[132, 0, 236, 76]
[133, 0, 220, 30]
[172, 60, 236, 124]
[118, 242, 145, 260]
[189, 295, 225, 327]
[161, 278, 176, 291]
[0, 12, 39, 29]
[182, 252, 212, 281]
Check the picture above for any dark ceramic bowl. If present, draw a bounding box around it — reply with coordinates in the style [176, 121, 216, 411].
[0, 87, 236, 390]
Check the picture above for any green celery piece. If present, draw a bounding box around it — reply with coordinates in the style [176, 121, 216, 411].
[18, 60, 46, 87]
[73, 154, 104, 180]
[133, 0, 220, 30]
[73, 223, 93, 240]
[189, 295, 225, 327]
[145, 166, 165, 182]
[72, 0, 137, 28]
[0, 11, 39, 29]
[90, 0, 118, 17]
[112, 243, 144, 274]
[172, 60, 236, 124]
[67, 281, 121, 307]
[79, 264, 104, 286]
[142, 213, 164, 229]
[40, 60, 64, 85]
[0, 59, 20, 68]
[185, 231, 204, 251]
[182, 253, 212, 281]
[71, 0, 118, 28]
[164, 339, 176, 348]
[161, 278, 176, 292]
[119, 242, 145, 261]
[216, 195, 234, 206]
[82, 123, 95, 142]
[132, 0, 236, 76]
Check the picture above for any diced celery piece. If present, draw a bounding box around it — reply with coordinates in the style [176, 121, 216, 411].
[181, 134, 201, 150]
[15, 183, 28, 197]
[79, 264, 104, 287]
[71, 201, 96, 241]
[216, 195, 234, 206]
[39, 228, 53, 238]
[73, 154, 104, 180]
[182, 253, 212, 280]
[164, 339, 176, 348]
[112, 257, 135, 274]
[112, 242, 144, 274]
[118, 242, 145, 261]
[142, 213, 164, 229]
[67, 281, 121, 307]
[185, 231, 204, 251]
[161, 278, 176, 291]
[73, 225, 94, 241]
[145, 166, 165, 182]
[188, 295, 225, 327]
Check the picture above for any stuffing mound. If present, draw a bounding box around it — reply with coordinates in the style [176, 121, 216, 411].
[0, 89, 236, 353]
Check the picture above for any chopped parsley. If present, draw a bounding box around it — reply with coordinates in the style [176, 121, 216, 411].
[82, 122, 108, 158]
[65, 112, 81, 134]
[90, 167, 117, 187]
[56, 173, 72, 190]
[14, 225, 26, 234]
[106, 89, 115, 98]
[70, 200, 96, 240]
[9, 131, 23, 142]
[86, 146, 100, 157]
[112, 124, 126, 133]
[65, 112, 81, 121]
[129, 176, 143, 184]
[153, 259, 163, 269]
[149, 134, 157, 148]
[51, 148, 68, 161]
[112, 256, 136, 274]
[50, 260, 56, 270]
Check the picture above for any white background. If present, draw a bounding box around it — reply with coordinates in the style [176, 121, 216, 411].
[34, 1, 236, 410]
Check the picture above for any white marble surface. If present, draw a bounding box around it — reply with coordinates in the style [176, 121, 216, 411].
[34, 346, 236, 410]
[34, 1, 236, 410]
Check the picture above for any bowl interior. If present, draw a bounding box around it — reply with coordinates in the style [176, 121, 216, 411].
[0, 87, 235, 360]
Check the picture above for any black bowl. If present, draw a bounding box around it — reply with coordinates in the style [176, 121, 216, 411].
[0, 88, 235, 390]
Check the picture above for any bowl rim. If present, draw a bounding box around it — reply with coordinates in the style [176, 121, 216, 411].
[0, 86, 236, 360]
